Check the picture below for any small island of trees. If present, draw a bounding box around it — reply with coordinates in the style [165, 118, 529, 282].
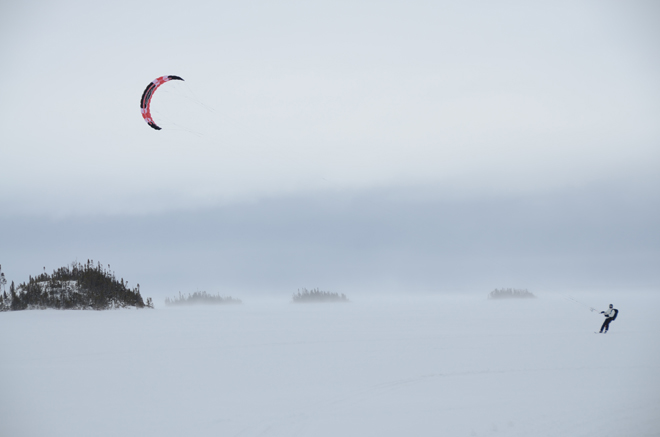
[488, 288, 536, 299]
[292, 288, 349, 303]
[0, 261, 152, 311]
[164, 291, 242, 306]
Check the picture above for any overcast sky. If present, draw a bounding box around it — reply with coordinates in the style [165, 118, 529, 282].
[1, 0, 658, 297]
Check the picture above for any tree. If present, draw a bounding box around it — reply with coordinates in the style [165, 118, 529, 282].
[0, 264, 6, 294]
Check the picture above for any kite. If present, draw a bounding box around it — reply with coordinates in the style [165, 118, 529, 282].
[140, 75, 184, 130]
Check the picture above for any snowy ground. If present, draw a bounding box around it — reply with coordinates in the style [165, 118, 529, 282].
[1, 292, 659, 437]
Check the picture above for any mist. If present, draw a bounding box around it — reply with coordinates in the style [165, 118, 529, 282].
[2, 177, 658, 300]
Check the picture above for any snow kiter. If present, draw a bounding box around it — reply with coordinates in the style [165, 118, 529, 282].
[140, 75, 184, 130]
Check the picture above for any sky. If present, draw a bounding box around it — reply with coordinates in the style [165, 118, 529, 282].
[1, 0, 659, 298]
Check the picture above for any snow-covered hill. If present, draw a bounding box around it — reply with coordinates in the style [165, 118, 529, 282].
[0, 261, 151, 311]
[0, 291, 658, 437]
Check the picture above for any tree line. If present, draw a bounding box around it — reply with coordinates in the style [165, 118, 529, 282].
[292, 288, 349, 303]
[165, 291, 241, 306]
[488, 288, 536, 299]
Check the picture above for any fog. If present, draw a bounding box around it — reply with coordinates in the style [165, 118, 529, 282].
[2, 178, 658, 299]
[1, 293, 659, 437]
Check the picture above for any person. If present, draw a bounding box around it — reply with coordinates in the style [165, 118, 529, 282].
[599, 304, 618, 333]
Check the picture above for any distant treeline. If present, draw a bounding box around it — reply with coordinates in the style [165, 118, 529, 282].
[488, 288, 536, 299]
[0, 261, 152, 311]
[165, 291, 242, 306]
[292, 288, 348, 303]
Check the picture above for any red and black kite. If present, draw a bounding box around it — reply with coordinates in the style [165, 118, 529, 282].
[140, 75, 184, 130]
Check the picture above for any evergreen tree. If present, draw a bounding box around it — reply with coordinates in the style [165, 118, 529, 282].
[0, 264, 6, 294]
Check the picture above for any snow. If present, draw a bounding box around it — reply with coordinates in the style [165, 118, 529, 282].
[1, 292, 659, 437]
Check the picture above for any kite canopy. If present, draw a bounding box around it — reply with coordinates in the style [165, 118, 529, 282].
[140, 75, 184, 130]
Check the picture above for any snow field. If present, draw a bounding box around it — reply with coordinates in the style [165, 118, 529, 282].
[1, 292, 658, 437]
